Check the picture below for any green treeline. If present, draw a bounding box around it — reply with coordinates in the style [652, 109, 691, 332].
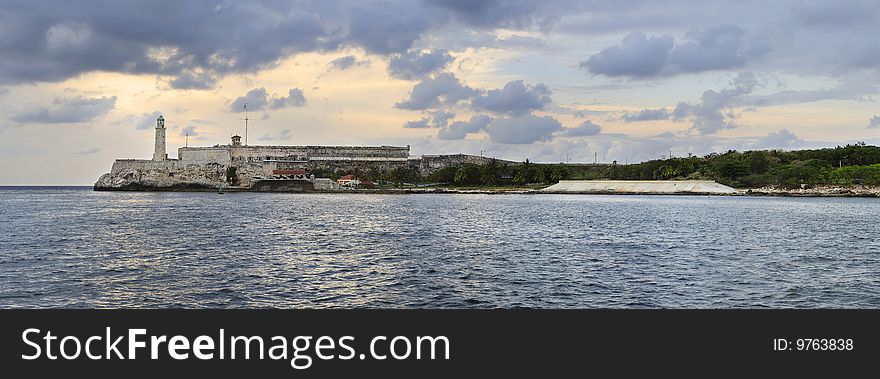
[311, 143, 880, 188]
[600, 143, 880, 188]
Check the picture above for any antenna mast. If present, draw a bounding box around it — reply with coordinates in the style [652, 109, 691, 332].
[243, 103, 249, 146]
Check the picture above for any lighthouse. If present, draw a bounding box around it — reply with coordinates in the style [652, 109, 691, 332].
[153, 115, 167, 161]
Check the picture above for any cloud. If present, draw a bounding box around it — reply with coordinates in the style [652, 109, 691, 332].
[270, 88, 307, 109]
[133, 111, 163, 130]
[74, 147, 101, 155]
[668, 25, 769, 74]
[624, 72, 763, 134]
[168, 70, 218, 90]
[346, 3, 445, 55]
[12, 95, 117, 123]
[258, 129, 293, 141]
[180, 126, 198, 137]
[681, 72, 761, 134]
[329, 55, 369, 71]
[581, 25, 767, 79]
[387, 49, 454, 80]
[231, 88, 269, 112]
[437, 114, 492, 140]
[231, 88, 305, 112]
[621, 108, 672, 122]
[580, 31, 674, 79]
[751, 129, 804, 149]
[425, 0, 540, 29]
[403, 109, 455, 129]
[403, 118, 431, 129]
[396, 74, 554, 117]
[471, 80, 552, 115]
[869, 115, 880, 129]
[0, 2, 329, 85]
[559, 120, 601, 137]
[428, 109, 455, 128]
[792, 1, 879, 29]
[395, 72, 477, 110]
[484, 114, 563, 144]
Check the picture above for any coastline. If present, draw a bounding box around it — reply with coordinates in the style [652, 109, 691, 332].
[87, 183, 880, 197]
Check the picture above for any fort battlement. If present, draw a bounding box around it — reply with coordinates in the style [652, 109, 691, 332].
[95, 115, 512, 191]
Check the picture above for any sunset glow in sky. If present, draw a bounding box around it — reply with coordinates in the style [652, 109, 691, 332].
[1, 0, 878, 184]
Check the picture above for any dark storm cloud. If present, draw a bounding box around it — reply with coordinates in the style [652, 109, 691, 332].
[471, 80, 552, 115]
[387, 49, 454, 80]
[437, 114, 492, 140]
[559, 120, 601, 137]
[3, 0, 879, 91]
[425, 0, 540, 28]
[12, 95, 117, 123]
[581, 25, 768, 79]
[345, 2, 446, 55]
[0, 1, 329, 86]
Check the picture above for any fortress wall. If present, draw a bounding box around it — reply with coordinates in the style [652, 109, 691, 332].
[303, 146, 409, 158]
[304, 159, 414, 175]
[229, 145, 410, 160]
[418, 154, 513, 175]
[178, 147, 232, 164]
[110, 159, 180, 175]
[180, 145, 410, 163]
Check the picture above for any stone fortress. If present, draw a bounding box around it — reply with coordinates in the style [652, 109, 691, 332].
[95, 115, 501, 191]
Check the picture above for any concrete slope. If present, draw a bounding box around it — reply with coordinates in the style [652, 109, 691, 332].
[541, 180, 738, 195]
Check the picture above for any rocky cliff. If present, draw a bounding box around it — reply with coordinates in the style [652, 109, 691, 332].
[95, 160, 230, 190]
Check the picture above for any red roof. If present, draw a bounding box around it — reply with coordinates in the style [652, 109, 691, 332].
[273, 169, 306, 175]
[339, 174, 355, 180]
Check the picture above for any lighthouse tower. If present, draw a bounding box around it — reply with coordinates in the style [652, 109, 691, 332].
[153, 115, 167, 161]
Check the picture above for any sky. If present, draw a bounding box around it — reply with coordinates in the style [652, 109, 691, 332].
[0, 0, 879, 185]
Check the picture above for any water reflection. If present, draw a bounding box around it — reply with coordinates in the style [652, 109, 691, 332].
[1, 188, 879, 308]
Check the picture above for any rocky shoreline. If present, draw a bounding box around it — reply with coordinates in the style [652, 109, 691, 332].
[744, 185, 880, 197]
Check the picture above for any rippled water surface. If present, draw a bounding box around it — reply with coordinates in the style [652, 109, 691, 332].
[1, 187, 879, 308]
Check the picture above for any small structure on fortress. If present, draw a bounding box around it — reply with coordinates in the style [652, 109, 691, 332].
[94, 115, 503, 191]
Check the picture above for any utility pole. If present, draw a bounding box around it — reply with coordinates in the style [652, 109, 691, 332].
[185, 133, 188, 148]
[594, 152, 598, 164]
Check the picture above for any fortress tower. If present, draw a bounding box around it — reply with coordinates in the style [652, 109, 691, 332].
[153, 115, 166, 161]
